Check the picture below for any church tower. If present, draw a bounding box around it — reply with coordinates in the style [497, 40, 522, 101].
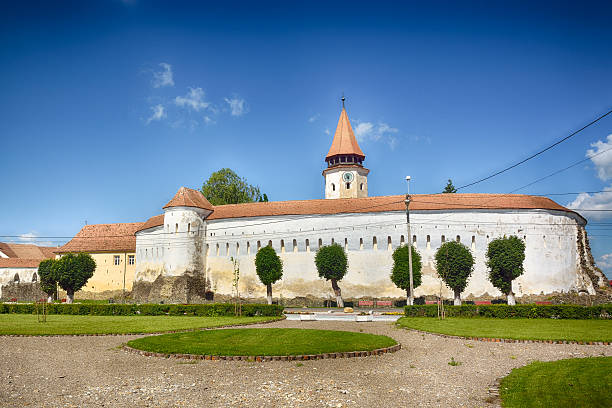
[323, 98, 369, 199]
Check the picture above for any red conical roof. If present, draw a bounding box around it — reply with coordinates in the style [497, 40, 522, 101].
[163, 187, 214, 211]
[325, 108, 365, 160]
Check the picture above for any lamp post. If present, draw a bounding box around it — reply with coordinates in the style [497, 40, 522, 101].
[405, 176, 414, 306]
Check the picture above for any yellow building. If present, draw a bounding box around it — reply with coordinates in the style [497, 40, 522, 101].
[55, 223, 142, 295]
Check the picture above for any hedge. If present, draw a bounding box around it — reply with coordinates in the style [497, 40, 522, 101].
[404, 304, 612, 319]
[0, 303, 284, 317]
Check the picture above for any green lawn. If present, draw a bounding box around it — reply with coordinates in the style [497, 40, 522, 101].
[127, 328, 397, 356]
[500, 357, 612, 408]
[396, 317, 612, 342]
[0, 314, 280, 335]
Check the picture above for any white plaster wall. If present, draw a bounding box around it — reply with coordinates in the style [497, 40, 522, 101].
[0, 267, 38, 296]
[324, 167, 368, 199]
[199, 208, 584, 299]
[135, 206, 208, 281]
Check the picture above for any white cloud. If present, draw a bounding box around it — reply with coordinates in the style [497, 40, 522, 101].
[19, 232, 37, 242]
[17, 232, 53, 247]
[203, 116, 215, 125]
[175, 87, 210, 112]
[587, 134, 612, 181]
[152, 63, 174, 88]
[224, 96, 248, 116]
[598, 253, 612, 270]
[567, 186, 612, 220]
[354, 122, 375, 141]
[146, 104, 166, 124]
[324, 128, 331, 135]
[309, 113, 320, 123]
[354, 121, 399, 147]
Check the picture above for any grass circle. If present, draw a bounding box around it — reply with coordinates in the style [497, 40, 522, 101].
[127, 328, 397, 356]
[500, 357, 612, 407]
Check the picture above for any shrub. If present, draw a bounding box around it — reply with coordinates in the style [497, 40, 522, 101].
[404, 304, 612, 319]
[390, 245, 422, 303]
[255, 246, 283, 304]
[0, 303, 284, 317]
[486, 236, 525, 305]
[434, 241, 474, 305]
[315, 244, 348, 307]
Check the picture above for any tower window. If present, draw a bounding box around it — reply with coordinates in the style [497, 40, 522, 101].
[175, 223, 178, 233]
[332, 183, 335, 191]
[293, 239, 298, 253]
[346, 182, 351, 189]
[306, 239, 310, 252]
[441, 235, 445, 243]
[281, 239, 285, 253]
[318, 238, 322, 249]
[187, 223, 191, 233]
[373, 236, 378, 250]
[359, 238, 364, 250]
[360, 183, 363, 190]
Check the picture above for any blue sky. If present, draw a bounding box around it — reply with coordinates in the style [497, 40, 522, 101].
[1, 1, 612, 277]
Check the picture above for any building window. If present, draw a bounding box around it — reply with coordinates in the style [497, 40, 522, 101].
[471, 236, 476, 250]
[344, 237, 348, 251]
[331, 238, 335, 245]
[441, 235, 445, 243]
[247, 242, 251, 255]
[346, 182, 351, 189]
[318, 238, 323, 249]
[128, 255, 134, 265]
[257, 240, 261, 250]
[175, 223, 178, 233]
[373, 236, 377, 250]
[413, 235, 417, 246]
[268, 240, 273, 248]
[216, 244, 220, 256]
[114, 255, 120, 265]
[427, 235, 431, 249]
[293, 239, 298, 253]
[306, 239, 310, 252]
[281, 239, 285, 253]
[360, 183, 363, 191]
[387, 236, 392, 251]
[187, 223, 191, 233]
[332, 183, 336, 191]
[456, 235, 461, 243]
[236, 242, 240, 255]
[226, 243, 230, 256]
[359, 238, 364, 250]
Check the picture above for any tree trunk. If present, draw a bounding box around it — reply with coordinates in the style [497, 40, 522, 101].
[266, 283, 273, 305]
[47, 295, 53, 303]
[453, 289, 462, 306]
[331, 279, 344, 308]
[66, 289, 74, 304]
[507, 291, 516, 306]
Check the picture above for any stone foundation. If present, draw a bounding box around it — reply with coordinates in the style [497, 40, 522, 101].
[1, 282, 47, 302]
[131, 273, 212, 303]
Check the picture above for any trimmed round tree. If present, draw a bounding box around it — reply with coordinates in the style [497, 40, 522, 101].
[390, 245, 422, 305]
[434, 241, 474, 305]
[315, 243, 348, 307]
[254, 246, 283, 304]
[55, 253, 96, 303]
[486, 235, 525, 305]
[38, 259, 58, 303]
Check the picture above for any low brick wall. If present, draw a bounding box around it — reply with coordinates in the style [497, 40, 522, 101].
[122, 343, 402, 362]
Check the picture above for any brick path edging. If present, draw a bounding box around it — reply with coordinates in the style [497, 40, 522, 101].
[408, 328, 611, 345]
[122, 343, 402, 362]
[0, 315, 285, 338]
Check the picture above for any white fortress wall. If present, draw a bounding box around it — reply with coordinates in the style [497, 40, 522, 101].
[201, 208, 584, 299]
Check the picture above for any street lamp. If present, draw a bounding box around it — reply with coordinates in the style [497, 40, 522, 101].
[405, 176, 414, 306]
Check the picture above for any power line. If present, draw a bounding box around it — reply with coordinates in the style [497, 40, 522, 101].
[456, 108, 612, 191]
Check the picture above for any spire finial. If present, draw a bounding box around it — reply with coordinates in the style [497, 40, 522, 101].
[341, 93, 346, 109]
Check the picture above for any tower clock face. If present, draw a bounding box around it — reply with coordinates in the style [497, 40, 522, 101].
[342, 172, 354, 182]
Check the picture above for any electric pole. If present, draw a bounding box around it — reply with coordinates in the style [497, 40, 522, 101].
[405, 176, 414, 306]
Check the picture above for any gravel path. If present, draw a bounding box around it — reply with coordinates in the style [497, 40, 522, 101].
[1, 319, 610, 407]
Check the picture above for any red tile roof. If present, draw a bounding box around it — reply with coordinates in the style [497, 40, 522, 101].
[55, 223, 143, 254]
[0, 243, 55, 259]
[0, 242, 56, 269]
[163, 187, 214, 211]
[0, 258, 42, 268]
[325, 108, 365, 159]
[135, 193, 583, 233]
